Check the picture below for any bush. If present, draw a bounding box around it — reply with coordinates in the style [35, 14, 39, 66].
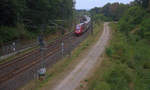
[138, 17, 150, 40]
[93, 14, 112, 22]
[103, 63, 131, 90]
[0, 26, 20, 42]
[118, 6, 146, 35]
[106, 47, 113, 57]
[93, 82, 111, 90]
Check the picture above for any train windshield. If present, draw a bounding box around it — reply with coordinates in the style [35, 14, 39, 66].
[76, 25, 80, 30]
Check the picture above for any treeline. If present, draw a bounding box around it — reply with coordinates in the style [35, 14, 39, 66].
[88, 0, 150, 90]
[90, 3, 129, 21]
[0, 0, 74, 44]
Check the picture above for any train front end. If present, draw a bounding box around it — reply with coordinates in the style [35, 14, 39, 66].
[75, 24, 83, 36]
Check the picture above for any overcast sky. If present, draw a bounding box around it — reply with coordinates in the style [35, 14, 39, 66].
[75, 0, 134, 10]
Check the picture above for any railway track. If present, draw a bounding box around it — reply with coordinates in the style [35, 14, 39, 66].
[0, 31, 77, 84]
[0, 46, 61, 84]
[0, 26, 91, 89]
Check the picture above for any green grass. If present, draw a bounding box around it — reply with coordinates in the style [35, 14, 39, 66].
[87, 22, 150, 90]
[20, 22, 104, 90]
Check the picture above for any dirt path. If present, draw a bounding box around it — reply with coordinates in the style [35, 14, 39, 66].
[53, 22, 111, 90]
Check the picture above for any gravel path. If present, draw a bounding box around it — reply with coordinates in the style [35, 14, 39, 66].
[53, 22, 111, 90]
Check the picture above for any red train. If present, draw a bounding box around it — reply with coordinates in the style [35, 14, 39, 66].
[75, 23, 85, 35]
[75, 15, 91, 36]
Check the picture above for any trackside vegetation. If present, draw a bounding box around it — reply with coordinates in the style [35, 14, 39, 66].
[87, 0, 150, 90]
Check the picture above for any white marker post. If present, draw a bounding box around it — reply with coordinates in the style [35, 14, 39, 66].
[12, 42, 16, 52]
[61, 42, 64, 57]
[38, 67, 46, 81]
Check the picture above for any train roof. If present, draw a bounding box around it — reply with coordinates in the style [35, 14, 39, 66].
[76, 15, 91, 26]
[83, 15, 91, 23]
[76, 23, 84, 26]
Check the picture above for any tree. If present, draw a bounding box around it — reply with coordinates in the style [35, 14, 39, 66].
[0, 0, 74, 44]
[0, 0, 18, 26]
[90, 3, 129, 21]
[135, 0, 150, 8]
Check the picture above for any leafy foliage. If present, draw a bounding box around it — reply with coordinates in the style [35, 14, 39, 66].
[135, 0, 150, 8]
[138, 17, 150, 40]
[110, 5, 150, 89]
[88, 2, 150, 89]
[0, 0, 74, 44]
[118, 6, 146, 35]
[90, 3, 129, 21]
[113, 4, 150, 89]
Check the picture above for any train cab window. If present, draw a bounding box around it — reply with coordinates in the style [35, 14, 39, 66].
[76, 25, 80, 30]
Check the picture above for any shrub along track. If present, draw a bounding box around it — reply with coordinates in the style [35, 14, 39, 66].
[0, 26, 92, 90]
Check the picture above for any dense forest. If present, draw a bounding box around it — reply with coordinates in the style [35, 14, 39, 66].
[0, 0, 74, 45]
[90, 3, 129, 21]
[88, 0, 150, 90]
